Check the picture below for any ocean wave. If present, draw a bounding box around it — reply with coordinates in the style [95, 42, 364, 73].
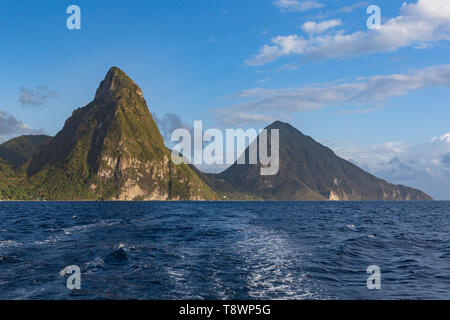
[0, 240, 22, 249]
[62, 219, 122, 235]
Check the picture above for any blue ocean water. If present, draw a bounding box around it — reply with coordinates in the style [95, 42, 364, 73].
[0, 201, 449, 300]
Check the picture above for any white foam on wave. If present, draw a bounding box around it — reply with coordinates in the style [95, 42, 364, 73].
[2, 219, 123, 251]
[84, 256, 105, 273]
[166, 267, 186, 282]
[0, 240, 22, 249]
[62, 219, 122, 235]
[163, 246, 206, 299]
[236, 225, 317, 299]
[113, 242, 136, 253]
[210, 269, 229, 300]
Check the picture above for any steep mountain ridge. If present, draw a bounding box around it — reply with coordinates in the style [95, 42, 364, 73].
[205, 121, 432, 201]
[0, 69, 432, 201]
[26, 67, 217, 200]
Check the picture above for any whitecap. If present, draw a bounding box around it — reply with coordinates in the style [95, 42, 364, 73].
[62, 219, 121, 235]
[0, 240, 22, 249]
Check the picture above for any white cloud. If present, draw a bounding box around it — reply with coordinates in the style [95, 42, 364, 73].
[0, 110, 42, 143]
[246, 35, 308, 66]
[247, 0, 450, 65]
[431, 133, 450, 143]
[215, 65, 450, 125]
[302, 19, 342, 35]
[274, 0, 324, 12]
[333, 134, 450, 200]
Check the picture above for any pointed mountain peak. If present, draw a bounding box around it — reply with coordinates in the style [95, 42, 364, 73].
[216, 121, 431, 201]
[25, 67, 216, 200]
[266, 120, 304, 135]
[266, 120, 289, 129]
[94, 66, 144, 103]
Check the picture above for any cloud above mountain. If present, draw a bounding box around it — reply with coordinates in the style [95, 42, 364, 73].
[247, 0, 450, 65]
[0, 110, 42, 143]
[215, 64, 450, 126]
[152, 112, 192, 142]
[333, 134, 450, 200]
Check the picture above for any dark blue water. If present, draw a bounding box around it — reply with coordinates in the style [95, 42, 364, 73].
[0, 201, 449, 300]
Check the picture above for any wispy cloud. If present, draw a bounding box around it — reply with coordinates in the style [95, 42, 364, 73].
[247, 0, 450, 65]
[275, 62, 300, 72]
[212, 110, 275, 127]
[18, 85, 59, 107]
[431, 133, 450, 143]
[274, 0, 324, 12]
[214, 64, 450, 125]
[256, 77, 273, 84]
[336, 108, 378, 115]
[338, 1, 369, 13]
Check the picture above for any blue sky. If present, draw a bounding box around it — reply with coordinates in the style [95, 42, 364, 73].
[1, 0, 450, 199]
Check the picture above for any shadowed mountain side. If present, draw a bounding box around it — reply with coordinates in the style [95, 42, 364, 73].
[0, 135, 52, 168]
[199, 121, 432, 201]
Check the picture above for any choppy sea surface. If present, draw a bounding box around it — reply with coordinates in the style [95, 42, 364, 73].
[0, 201, 449, 300]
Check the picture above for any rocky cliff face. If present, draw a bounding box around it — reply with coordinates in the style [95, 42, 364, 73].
[26, 67, 217, 200]
[205, 121, 432, 201]
[0, 69, 433, 201]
